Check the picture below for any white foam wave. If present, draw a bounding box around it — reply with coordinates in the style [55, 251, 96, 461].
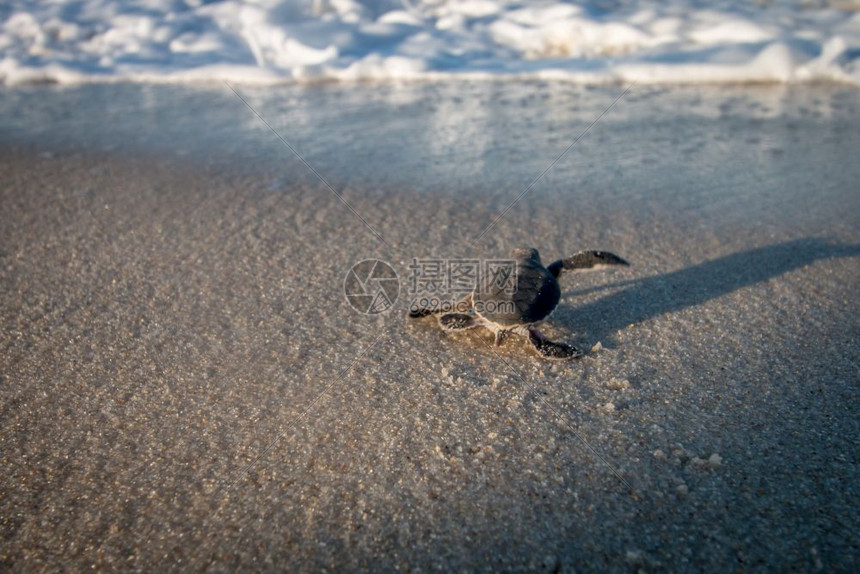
[1, 0, 858, 86]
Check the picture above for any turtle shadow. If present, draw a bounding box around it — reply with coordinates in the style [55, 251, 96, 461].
[555, 238, 860, 347]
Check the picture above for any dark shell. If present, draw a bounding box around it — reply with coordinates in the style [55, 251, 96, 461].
[474, 248, 560, 327]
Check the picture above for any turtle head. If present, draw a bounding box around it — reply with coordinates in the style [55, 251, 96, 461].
[510, 247, 541, 263]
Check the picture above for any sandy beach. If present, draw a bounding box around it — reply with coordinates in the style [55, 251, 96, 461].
[1, 82, 858, 571]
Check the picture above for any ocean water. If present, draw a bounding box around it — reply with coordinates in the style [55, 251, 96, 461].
[1, 0, 859, 86]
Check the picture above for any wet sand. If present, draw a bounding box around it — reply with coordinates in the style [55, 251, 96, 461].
[1, 83, 858, 571]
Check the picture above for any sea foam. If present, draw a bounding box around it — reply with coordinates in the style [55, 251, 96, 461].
[1, 0, 858, 86]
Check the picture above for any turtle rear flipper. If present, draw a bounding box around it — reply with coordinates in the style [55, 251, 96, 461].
[547, 250, 629, 278]
[527, 328, 583, 360]
[439, 313, 478, 331]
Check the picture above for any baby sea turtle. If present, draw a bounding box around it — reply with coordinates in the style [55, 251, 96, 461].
[409, 248, 629, 360]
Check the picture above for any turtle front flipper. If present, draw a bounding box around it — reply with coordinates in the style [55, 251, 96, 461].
[527, 328, 583, 360]
[547, 251, 629, 278]
[409, 293, 472, 318]
[408, 306, 437, 318]
[439, 313, 478, 331]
